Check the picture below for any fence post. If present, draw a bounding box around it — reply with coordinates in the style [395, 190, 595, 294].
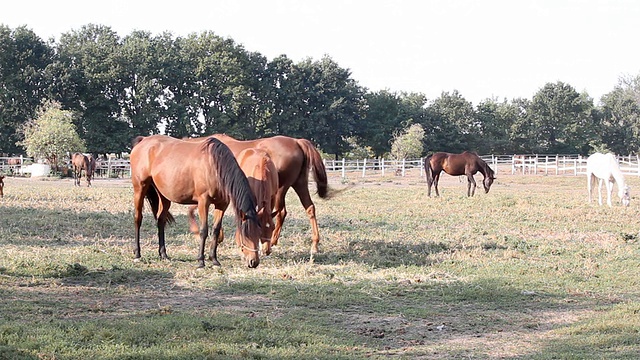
[341, 158, 346, 178]
[362, 159, 367, 178]
[402, 159, 406, 176]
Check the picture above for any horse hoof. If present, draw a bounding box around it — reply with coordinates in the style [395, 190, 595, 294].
[211, 259, 221, 267]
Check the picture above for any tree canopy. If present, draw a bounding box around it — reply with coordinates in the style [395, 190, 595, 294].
[1, 23, 639, 159]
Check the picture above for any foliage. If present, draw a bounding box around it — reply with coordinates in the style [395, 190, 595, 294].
[2, 23, 640, 158]
[598, 74, 640, 154]
[0, 25, 53, 154]
[390, 123, 424, 159]
[18, 102, 85, 167]
[529, 81, 596, 154]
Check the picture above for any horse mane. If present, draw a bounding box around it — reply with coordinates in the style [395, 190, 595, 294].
[201, 138, 260, 236]
[296, 138, 330, 199]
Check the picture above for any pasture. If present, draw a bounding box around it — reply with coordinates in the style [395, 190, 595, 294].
[1, 173, 640, 359]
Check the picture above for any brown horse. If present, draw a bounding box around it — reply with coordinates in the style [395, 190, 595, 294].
[87, 154, 96, 180]
[424, 151, 496, 197]
[187, 134, 330, 255]
[0, 175, 4, 198]
[130, 135, 261, 268]
[188, 147, 279, 256]
[71, 153, 92, 187]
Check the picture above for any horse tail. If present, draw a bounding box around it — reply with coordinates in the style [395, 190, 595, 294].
[201, 138, 260, 237]
[424, 154, 434, 183]
[296, 138, 330, 199]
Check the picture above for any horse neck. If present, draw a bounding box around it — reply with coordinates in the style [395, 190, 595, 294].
[477, 159, 492, 178]
[611, 166, 626, 189]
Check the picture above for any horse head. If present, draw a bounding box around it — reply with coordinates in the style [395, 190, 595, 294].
[483, 167, 496, 193]
[235, 210, 261, 268]
[619, 185, 631, 207]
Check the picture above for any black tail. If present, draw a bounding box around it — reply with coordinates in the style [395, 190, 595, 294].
[424, 154, 434, 184]
[201, 138, 260, 236]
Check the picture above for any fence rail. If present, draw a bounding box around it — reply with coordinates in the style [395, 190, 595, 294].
[3, 154, 640, 178]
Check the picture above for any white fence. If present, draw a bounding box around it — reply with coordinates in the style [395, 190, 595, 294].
[4, 154, 640, 178]
[325, 154, 640, 178]
[0, 156, 130, 178]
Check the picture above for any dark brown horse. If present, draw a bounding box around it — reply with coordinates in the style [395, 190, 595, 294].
[71, 152, 93, 187]
[424, 151, 496, 197]
[188, 147, 279, 256]
[0, 175, 4, 198]
[130, 135, 261, 268]
[188, 134, 330, 255]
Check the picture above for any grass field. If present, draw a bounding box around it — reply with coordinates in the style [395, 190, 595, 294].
[1, 172, 640, 359]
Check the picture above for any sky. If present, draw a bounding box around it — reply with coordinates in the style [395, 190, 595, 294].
[2, 0, 639, 105]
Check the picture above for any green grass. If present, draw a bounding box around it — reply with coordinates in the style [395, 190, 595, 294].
[1, 174, 640, 359]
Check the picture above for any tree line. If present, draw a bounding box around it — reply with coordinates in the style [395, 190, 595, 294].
[2, 23, 640, 159]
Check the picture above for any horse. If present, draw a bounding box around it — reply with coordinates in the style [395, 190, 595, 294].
[0, 175, 4, 198]
[130, 135, 262, 268]
[71, 152, 92, 187]
[187, 134, 330, 255]
[87, 154, 97, 181]
[424, 151, 496, 197]
[188, 147, 279, 256]
[586, 152, 630, 207]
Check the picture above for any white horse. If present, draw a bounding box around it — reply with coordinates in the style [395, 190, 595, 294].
[586, 152, 630, 207]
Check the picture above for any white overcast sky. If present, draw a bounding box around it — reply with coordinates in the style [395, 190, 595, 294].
[2, 0, 639, 105]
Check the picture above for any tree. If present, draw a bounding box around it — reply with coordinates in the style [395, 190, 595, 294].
[52, 24, 129, 153]
[18, 102, 85, 169]
[390, 123, 425, 160]
[0, 25, 53, 154]
[598, 74, 640, 154]
[283, 56, 365, 157]
[423, 90, 476, 153]
[529, 82, 596, 154]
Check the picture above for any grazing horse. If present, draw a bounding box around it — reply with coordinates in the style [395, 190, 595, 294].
[87, 154, 97, 181]
[0, 175, 4, 198]
[188, 134, 330, 255]
[424, 151, 496, 197]
[71, 153, 92, 187]
[130, 135, 262, 268]
[188, 147, 279, 256]
[586, 152, 630, 207]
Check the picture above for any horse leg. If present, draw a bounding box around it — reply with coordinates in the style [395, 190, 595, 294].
[433, 173, 441, 197]
[587, 173, 593, 204]
[606, 179, 614, 207]
[467, 174, 477, 197]
[156, 196, 172, 260]
[208, 208, 226, 266]
[597, 179, 604, 206]
[270, 188, 288, 247]
[292, 182, 320, 254]
[132, 183, 147, 260]
[195, 201, 210, 268]
[426, 172, 433, 197]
